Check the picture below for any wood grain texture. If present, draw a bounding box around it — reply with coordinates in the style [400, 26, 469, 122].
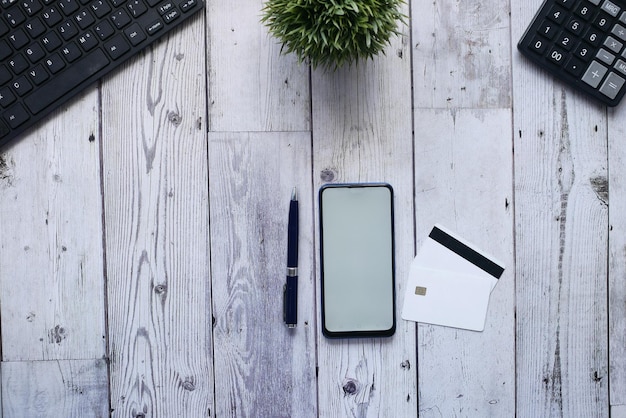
[207, 0, 310, 132]
[512, 3, 610, 411]
[411, 0, 511, 108]
[0, 91, 106, 363]
[608, 104, 626, 407]
[311, 13, 417, 416]
[1, 359, 109, 417]
[208, 131, 316, 418]
[101, 17, 214, 417]
[413, 108, 515, 416]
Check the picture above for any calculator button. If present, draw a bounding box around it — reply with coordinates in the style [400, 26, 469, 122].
[582, 60, 609, 87]
[594, 13, 612, 30]
[604, 35, 624, 53]
[538, 19, 559, 39]
[599, 72, 625, 98]
[597, 47, 616, 64]
[612, 24, 626, 41]
[546, 46, 568, 65]
[548, 5, 569, 24]
[601, 0, 621, 17]
[556, 31, 577, 50]
[620, 11, 626, 25]
[575, 3, 594, 20]
[575, 42, 593, 61]
[589, 0, 601, 5]
[565, 56, 586, 76]
[557, 0, 576, 9]
[614, 58, 626, 75]
[529, 35, 549, 54]
[584, 28, 604, 46]
[566, 18, 585, 34]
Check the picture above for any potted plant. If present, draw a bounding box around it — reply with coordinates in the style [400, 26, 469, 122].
[261, 0, 406, 70]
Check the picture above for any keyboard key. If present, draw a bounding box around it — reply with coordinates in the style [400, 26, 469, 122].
[42, 6, 63, 26]
[0, 87, 17, 107]
[90, 0, 111, 18]
[582, 60, 608, 87]
[58, 20, 78, 40]
[0, 119, 9, 138]
[60, 41, 82, 61]
[179, 0, 196, 13]
[8, 28, 29, 49]
[8, 54, 28, 74]
[58, 0, 79, 15]
[110, 9, 131, 29]
[28, 64, 50, 85]
[0, 39, 11, 60]
[0, 65, 11, 84]
[3, 103, 29, 128]
[74, 9, 95, 29]
[599, 71, 625, 98]
[124, 22, 146, 45]
[12, 75, 32, 96]
[146, 19, 163, 35]
[127, 0, 147, 17]
[21, 0, 43, 15]
[104, 33, 130, 59]
[94, 20, 114, 39]
[25, 42, 45, 63]
[24, 17, 46, 37]
[41, 31, 62, 51]
[77, 30, 97, 50]
[44, 52, 65, 73]
[5, 8, 26, 27]
[24, 48, 109, 114]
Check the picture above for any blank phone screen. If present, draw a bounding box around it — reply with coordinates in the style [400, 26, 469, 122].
[319, 184, 395, 337]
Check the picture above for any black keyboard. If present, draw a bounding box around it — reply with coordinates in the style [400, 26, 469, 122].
[519, 0, 626, 106]
[0, 0, 203, 146]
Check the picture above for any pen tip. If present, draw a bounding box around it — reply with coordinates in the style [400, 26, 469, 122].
[291, 187, 297, 201]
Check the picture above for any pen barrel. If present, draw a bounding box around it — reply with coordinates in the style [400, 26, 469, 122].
[284, 275, 298, 327]
[287, 200, 298, 267]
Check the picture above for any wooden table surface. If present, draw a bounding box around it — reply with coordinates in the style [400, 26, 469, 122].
[1, 0, 625, 416]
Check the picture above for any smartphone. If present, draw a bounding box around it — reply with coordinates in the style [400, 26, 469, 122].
[319, 183, 396, 338]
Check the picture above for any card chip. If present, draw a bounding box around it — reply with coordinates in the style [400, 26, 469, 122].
[415, 286, 427, 296]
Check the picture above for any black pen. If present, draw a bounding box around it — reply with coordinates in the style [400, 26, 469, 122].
[283, 187, 298, 328]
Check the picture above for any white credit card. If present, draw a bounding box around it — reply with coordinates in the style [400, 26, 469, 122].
[401, 225, 506, 331]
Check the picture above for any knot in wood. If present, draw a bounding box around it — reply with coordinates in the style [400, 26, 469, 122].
[154, 284, 167, 294]
[320, 169, 335, 182]
[181, 378, 196, 391]
[342, 378, 359, 396]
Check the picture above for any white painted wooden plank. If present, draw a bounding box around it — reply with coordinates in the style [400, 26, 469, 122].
[612, 404, 626, 418]
[208, 131, 317, 417]
[100, 17, 214, 417]
[512, 2, 610, 410]
[413, 108, 515, 416]
[2, 359, 109, 417]
[411, 0, 511, 108]
[0, 92, 106, 362]
[311, 18, 417, 416]
[608, 105, 626, 406]
[207, 0, 310, 132]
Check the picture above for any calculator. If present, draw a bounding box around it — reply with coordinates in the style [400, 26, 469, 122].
[518, 0, 626, 106]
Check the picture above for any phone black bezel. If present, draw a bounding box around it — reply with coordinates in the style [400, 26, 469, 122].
[319, 182, 396, 338]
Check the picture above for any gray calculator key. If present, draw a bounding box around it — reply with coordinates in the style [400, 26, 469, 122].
[621, 11, 626, 25]
[602, 0, 621, 17]
[582, 60, 608, 87]
[615, 59, 626, 75]
[612, 24, 626, 41]
[604, 35, 623, 53]
[599, 72, 625, 98]
[597, 48, 615, 64]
